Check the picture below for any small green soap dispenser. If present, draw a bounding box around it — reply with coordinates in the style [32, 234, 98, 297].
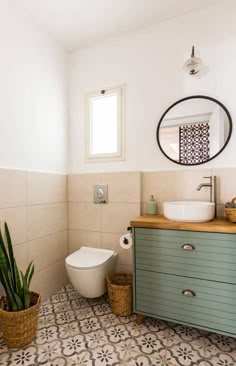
[148, 195, 157, 215]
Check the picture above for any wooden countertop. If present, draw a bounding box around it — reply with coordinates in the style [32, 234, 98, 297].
[130, 215, 236, 234]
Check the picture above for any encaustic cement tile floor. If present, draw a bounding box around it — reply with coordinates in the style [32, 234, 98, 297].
[0, 284, 236, 366]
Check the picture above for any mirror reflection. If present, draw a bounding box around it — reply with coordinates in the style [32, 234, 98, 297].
[157, 96, 232, 165]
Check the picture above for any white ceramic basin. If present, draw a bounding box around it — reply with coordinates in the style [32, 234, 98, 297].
[163, 201, 215, 222]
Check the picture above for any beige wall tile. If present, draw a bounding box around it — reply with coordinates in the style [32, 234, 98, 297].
[101, 203, 140, 233]
[68, 174, 101, 202]
[212, 168, 236, 204]
[217, 204, 225, 218]
[0, 207, 27, 245]
[101, 232, 121, 252]
[28, 230, 68, 272]
[100, 172, 141, 203]
[28, 203, 67, 240]
[142, 169, 212, 204]
[118, 248, 133, 267]
[142, 171, 183, 203]
[0, 169, 27, 208]
[101, 232, 133, 266]
[28, 172, 67, 205]
[31, 260, 68, 301]
[14, 242, 28, 273]
[68, 202, 101, 231]
[179, 169, 212, 201]
[117, 264, 133, 274]
[68, 230, 101, 254]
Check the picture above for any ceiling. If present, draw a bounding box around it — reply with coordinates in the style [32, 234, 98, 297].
[18, 0, 220, 51]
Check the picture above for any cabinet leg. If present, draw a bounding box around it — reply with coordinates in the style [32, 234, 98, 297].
[136, 313, 144, 324]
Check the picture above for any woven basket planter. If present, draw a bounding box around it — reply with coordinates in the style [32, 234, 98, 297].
[0, 292, 41, 348]
[107, 273, 133, 316]
[225, 197, 236, 223]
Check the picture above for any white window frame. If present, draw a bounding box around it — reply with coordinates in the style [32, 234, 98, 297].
[85, 85, 125, 162]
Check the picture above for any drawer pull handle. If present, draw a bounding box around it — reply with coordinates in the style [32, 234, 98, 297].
[182, 289, 196, 297]
[182, 243, 195, 250]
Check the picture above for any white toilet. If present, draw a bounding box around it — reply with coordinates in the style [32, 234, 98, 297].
[65, 246, 118, 298]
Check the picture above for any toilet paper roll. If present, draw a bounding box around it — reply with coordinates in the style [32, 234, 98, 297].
[119, 233, 133, 249]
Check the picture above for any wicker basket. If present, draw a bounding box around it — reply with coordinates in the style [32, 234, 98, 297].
[0, 292, 41, 348]
[225, 197, 236, 223]
[107, 273, 133, 316]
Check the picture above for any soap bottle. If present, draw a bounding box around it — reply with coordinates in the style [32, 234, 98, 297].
[148, 195, 157, 215]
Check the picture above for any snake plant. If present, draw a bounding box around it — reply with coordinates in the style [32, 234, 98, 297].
[0, 222, 34, 311]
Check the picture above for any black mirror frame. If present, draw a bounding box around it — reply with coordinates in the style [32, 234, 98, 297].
[156, 95, 233, 166]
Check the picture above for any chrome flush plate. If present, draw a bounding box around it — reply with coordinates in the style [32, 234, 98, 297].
[93, 184, 108, 204]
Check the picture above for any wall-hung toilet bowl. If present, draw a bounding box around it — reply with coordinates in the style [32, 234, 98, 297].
[65, 246, 118, 298]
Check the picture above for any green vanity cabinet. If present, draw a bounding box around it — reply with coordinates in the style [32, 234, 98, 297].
[133, 226, 236, 337]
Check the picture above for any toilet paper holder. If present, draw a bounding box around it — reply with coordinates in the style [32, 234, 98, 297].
[120, 228, 133, 249]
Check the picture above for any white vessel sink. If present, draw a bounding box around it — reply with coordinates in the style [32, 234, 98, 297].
[163, 201, 215, 222]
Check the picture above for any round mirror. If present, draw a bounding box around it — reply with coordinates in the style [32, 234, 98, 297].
[156, 95, 232, 166]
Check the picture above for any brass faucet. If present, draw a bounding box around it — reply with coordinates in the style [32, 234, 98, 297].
[196, 176, 217, 217]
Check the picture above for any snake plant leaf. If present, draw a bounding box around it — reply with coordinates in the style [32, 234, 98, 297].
[0, 265, 8, 295]
[0, 222, 36, 312]
[2, 271, 18, 311]
[14, 259, 22, 295]
[0, 227, 11, 270]
[4, 223, 16, 291]
[28, 264, 34, 289]
[24, 261, 33, 289]
[26, 262, 34, 291]
[24, 291, 30, 309]
[6, 270, 23, 311]
[0, 248, 10, 289]
[20, 271, 27, 307]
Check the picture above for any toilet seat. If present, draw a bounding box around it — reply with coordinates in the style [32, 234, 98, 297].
[66, 246, 115, 269]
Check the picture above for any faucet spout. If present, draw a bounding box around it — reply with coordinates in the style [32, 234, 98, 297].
[196, 183, 211, 191]
[196, 176, 217, 217]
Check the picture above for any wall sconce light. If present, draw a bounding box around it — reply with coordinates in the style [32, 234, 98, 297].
[183, 46, 203, 75]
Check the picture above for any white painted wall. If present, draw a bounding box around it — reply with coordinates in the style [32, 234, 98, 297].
[0, 0, 68, 173]
[69, 0, 236, 173]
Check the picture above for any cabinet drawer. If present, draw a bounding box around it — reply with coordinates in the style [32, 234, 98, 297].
[135, 270, 236, 336]
[135, 228, 236, 283]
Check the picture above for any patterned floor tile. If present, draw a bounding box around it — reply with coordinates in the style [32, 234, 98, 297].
[0, 352, 10, 366]
[61, 334, 88, 357]
[135, 332, 166, 359]
[79, 316, 102, 334]
[90, 343, 121, 365]
[206, 333, 236, 353]
[58, 322, 80, 339]
[92, 303, 112, 316]
[86, 329, 110, 349]
[36, 325, 60, 345]
[69, 350, 94, 366]
[1, 283, 236, 366]
[208, 353, 236, 366]
[36, 340, 63, 364]
[166, 341, 205, 366]
[53, 300, 72, 314]
[38, 313, 57, 329]
[0, 336, 8, 355]
[170, 324, 203, 343]
[9, 346, 38, 366]
[75, 305, 95, 320]
[71, 297, 89, 310]
[98, 312, 121, 329]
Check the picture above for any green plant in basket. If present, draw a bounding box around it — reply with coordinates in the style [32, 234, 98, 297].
[0, 222, 34, 311]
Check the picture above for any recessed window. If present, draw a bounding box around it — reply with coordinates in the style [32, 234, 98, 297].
[85, 86, 125, 162]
